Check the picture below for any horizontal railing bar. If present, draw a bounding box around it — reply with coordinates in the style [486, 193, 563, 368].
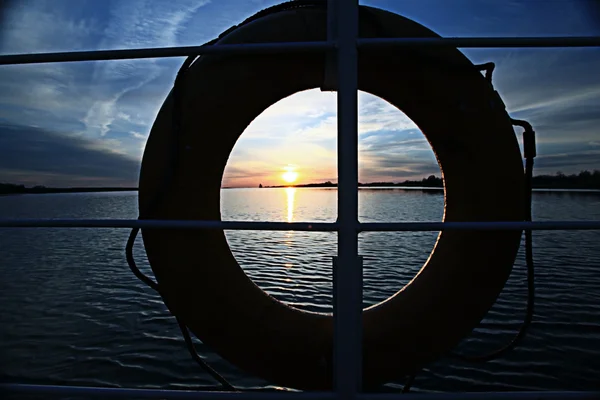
[0, 219, 338, 231]
[0, 41, 335, 65]
[0, 384, 332, 399]
[1, 219, 600, 231]
[1, 384, 598, 400]
[358, 36, 600, 48]
[359, 221, 600, 231]
[2, 36, 599, 66]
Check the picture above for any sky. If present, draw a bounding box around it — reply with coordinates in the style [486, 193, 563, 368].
[0, 0, 599, 188]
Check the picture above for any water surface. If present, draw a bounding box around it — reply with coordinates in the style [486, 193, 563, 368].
[1, 188, 599, 394]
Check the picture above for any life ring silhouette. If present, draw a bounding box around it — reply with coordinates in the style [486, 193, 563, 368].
[139, 5, 525, 390]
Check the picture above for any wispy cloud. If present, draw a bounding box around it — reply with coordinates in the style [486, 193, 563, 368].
[82, 0, 211, 138]
[535, 150, 600, 171]
[244, 90, 337, 139]
[0, 0, 216, 179]
[0, 1, 100, 54]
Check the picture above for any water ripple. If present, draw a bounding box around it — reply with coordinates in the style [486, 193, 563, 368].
[1, 189, 599, 393]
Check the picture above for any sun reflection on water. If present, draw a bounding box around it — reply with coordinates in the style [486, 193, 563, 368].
[286, 187, 296, 222]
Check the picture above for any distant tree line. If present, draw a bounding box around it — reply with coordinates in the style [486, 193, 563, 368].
[531, 170, 600, 190]
[265, 170, 600, 190]
[360, 174, 444, 188]
[2, 170, 600, 194]
[266, 175, 445, 188]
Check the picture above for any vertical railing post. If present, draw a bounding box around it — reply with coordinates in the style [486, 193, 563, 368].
[332, 0, 362, 397]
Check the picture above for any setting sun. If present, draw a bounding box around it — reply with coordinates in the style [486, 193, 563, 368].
[282, 165, 299, 184]
[282, 171, 298, 183]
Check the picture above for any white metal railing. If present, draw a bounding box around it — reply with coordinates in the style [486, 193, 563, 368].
[2, 37, 600, 65]
[1, 0, 600, 399]
[3, 383, 600, 400]
[2, 219, 600, 231]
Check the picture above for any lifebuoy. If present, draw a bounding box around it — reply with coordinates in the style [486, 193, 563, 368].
[139, 5, 525, 390]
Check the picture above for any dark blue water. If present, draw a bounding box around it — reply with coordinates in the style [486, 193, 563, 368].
[1, 189, 599, 395]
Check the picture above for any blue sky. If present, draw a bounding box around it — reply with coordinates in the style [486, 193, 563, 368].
[0, 0, 599, 187]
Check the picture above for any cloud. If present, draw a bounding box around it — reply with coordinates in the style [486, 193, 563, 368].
[246, 89, 418, 141]
[81, 0, 212, 138]
[0, 1, 100, 54]
[535, 150, 600, 172]
[130, 131, 147, 140]
[359, 156, 440, 183]
[223, 89, 427, 185]
[0, 124, 140, 186]
[0, 0, 214, 141]
[465, 48, 600, 174]
[358, 130, 439, 183]
[358, 93, 418, 135]
[292, 115, 337, 140]
[242, 89, 337, 139]
[494, 50, 600, 121]
[361, 135, 430, 154]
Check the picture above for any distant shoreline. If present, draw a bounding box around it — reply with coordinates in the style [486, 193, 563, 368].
[2, 186, 600, 195]
[0, 186, 136, 195]
[2, 171, 599, 194]
[258, 171, 600, 191]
